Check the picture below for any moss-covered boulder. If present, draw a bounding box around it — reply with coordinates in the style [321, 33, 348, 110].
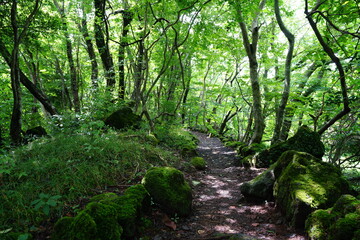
[306, 195, 360, 240]
[274, 151, 349, 228]
[190, 157, 206, 170]
[240, 164, 276, 201]
[142, 167, 192, 217]
[84, 202, 122, 240]
[52, 184, 150, 240]
[104, 107, 141, 130]
[256, 126, 325, 167]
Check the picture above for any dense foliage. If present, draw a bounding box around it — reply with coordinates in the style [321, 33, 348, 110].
[0, 0, 359, 238]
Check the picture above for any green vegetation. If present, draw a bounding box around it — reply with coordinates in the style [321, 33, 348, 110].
[53, 184, 150, 240]
[142, 167, 193, 217]
[190, 157, 206, 170]
[0, 0, 359, 238]
[273, 151, 349, 228]
[306, 195, 360, 240]
[0, 126, 196, 238]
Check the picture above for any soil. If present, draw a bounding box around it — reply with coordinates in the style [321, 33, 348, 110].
[144, 132, 307, 240]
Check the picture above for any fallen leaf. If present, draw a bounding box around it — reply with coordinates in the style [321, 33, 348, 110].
[252, 223, 260, 227]
[162, 214, 176, 230]
[197, 230, 206, 235]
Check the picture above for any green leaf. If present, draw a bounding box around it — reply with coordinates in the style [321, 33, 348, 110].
[18, 233, 31, 240]
[30, 199, 41, 206]
[47, 199, 57, 207]
[42, 205, 50, 216]
[0, 228, 12, 234]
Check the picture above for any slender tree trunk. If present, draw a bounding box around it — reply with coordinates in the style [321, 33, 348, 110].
[305, 0, 350, 135]
[118, 10, 133, 99]
[271, 0, 295, 145]
[235, 0, 266, 144]
[10, 0, 22, 145]
[280, 64, 322, 140]
[80, 4, 99, 90]
[53, 0, 80, 112]
[94, 0, 115, 91]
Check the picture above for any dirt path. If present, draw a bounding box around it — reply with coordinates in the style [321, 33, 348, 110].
[148, 132, 307, 240]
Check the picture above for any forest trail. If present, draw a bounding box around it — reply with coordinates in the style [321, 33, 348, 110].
[148, 132, 307, 240]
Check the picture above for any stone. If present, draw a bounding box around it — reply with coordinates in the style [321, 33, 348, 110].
[104, 107, 141, 130]
[190, 157, 206, 170]
[52, 184, 149, 239]
[24, 126, 47, 142]
[256, 125, 325, 167]
[240, 164, 276, 201]
[306, 195, 360, 240]
[274, 151, 349, 228]
[142, 167, 192, 217]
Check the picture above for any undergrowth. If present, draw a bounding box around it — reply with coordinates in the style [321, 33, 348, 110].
[0, 125, 196, 237]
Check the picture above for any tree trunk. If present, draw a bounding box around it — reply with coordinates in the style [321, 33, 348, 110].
[94, 0, 116, 90]
[235, 0, 266, 144]
[10, 0, 22, 145]
[53, 0, 80, 112]
[118, 10, 133, 99]
[271, 0, 295, 145]
[80, 4, 99, 91]
[0, 39, 58, 115]
[305, 0, 350, 135]
[280, 64, 322, 140]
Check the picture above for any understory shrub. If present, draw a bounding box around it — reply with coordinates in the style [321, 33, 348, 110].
[0, 130, 180, 237]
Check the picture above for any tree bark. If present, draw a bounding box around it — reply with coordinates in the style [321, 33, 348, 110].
[94, 0, 116, 90]
[80, 3, 99, 90]
[10, 0, 22, 145]
[305, 0, 351, 135]
[118, 10, 133, 99]
[0, 39, 58, 116]
[271, 0, 295, 145]
[53, 0, 80, 112]
[235, 0, 266, 144]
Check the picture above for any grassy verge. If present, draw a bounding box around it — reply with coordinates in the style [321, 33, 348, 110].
[0, 126, 197, 238]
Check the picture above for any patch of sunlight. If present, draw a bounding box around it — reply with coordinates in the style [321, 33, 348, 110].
[214, 225, 237, 233]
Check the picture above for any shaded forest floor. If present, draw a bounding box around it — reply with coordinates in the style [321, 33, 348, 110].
[144, 132, 307, 240]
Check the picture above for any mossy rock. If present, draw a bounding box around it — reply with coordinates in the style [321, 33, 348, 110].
[90, 192, 118, 202]
[274, 151, 349, 228]
[84, 202, 123, 240]
[240, 164, 276, 201]
[238, 143, 266, 157]
[142, 167, 192, 217]
[190, 157, 206, 170]
[104, 107, 141, 130]
[329, 212, 360, 240]
[53, 184, 149, 240]
[239, 154, 256, 168]
[52, 217, 74, 240]
[71, 211, 98, 240]
[305, 209, 335, 240]
[256, 126, 325, 167]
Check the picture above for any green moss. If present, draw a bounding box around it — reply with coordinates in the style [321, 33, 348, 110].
[330, 213, 360, 240]
[306, 195, 360, 240]
[257, 126, 325, 167]
[71, 212, 98, 240]
[90, 192, 118, 202]
[190, 157, 206, 170]
[274, 151, 349, 228]
[52, 216, 74, 240]
[331, 194, 360, 216]
[142, 167, 192, 217]
[240, 164, 276, 200]
[353, 230, 360, 240]
[85, 202, 122, 240]
[305, 209, 334, 240]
